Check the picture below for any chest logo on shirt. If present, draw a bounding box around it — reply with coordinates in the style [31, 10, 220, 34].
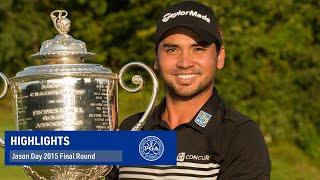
[177, 152, 186, 162]
[177, 152, 210, 162]
[195, 110, 212, 127]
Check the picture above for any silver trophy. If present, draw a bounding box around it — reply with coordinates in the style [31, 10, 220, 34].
[0, 10, 158, 179]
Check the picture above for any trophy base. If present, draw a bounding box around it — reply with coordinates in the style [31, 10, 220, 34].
[23, 165, 111, 180]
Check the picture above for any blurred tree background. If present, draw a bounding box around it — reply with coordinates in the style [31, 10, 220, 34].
[0, 0, 319, 179]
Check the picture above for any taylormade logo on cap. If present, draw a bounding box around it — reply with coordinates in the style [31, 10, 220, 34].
[162, 10, 211, 23]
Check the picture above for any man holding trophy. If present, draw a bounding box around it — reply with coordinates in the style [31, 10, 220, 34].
[108, 1, 271, 179]
[0, 1, 271, 179]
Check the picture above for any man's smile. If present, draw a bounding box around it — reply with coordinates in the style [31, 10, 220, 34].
[173, 73, 199, 85]
[176, 74, 198, 79]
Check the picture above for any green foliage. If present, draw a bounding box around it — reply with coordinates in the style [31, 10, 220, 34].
[270, 142, 320, 180]
[209, 0, 320, 159]
[0, 0, 319, 164]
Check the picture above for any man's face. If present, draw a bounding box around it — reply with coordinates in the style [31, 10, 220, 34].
[156, 27, 224, 99]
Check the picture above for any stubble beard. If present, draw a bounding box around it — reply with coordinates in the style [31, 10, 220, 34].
[163, 74, 214, 101]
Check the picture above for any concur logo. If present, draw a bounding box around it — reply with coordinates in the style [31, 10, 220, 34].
[139, 136, 164, 161]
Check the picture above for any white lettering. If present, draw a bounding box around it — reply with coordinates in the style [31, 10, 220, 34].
[162, 10, 211, 23]
[31, 153, 42, 161]
[186, 154, 210, 161]
[9, 136, 70, 146]
[12, 153, 29, 160]
[190, 10, 197, 17]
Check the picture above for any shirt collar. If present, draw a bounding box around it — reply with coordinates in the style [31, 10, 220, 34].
[143, 98, 166, 130]
[143, 87, 223, 133]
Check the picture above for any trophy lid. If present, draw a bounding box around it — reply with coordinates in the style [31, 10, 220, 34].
[15, 64, 112, 77]
[30, 10, 96, 61]
[10, 10, 116, 82]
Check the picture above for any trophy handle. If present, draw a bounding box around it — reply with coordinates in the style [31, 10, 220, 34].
[0, 72, 9, 148]
[119, 62, 159, 131]
[0, 72, 9, 100]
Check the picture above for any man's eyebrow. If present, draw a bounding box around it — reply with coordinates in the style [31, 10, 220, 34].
[161, 42, 209, 48]
[191, 43, 209, 48]
[191, 43, 201, 47]
[162, 43, 178, 47]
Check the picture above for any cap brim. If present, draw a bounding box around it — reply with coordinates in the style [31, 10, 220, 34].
[156, 24, 221, 47]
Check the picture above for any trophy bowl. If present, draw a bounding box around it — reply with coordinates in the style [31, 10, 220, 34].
[0, 10, 158, 180]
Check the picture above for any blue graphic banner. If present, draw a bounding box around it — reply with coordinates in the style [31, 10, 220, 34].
[5, 131, 177, 166]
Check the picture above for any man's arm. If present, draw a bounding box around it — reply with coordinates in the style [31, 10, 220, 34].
[105, 166, 118, 180]
[105, 113, 143, 179]
[218, 121, 271, 180]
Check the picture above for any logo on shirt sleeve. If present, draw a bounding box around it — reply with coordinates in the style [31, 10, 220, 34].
[195, 110, 212, 127]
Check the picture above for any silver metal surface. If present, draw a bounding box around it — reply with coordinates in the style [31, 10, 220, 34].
[0, 9, 159, 180]
[119, 62, 159, 131]
[0, 72, 9, 99]
[51, 10, 70, 36]
[12, 64, 115, 81]
[0, 9, 117, 179]
[12, 77, 117, 131]
[31, 10, 96, 61]
[23, 165, 112, 180]
[0, 72, 9, 148]
[10, 76, 117, 179]
[0, 138, 4, 148]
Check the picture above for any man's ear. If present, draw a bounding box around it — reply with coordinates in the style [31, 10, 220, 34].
[217, 45, 225, 70]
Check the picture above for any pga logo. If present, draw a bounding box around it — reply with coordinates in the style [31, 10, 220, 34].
[139, 136, 164, 161]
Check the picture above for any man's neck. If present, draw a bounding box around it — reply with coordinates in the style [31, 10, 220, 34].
[162, 86, 213, 129]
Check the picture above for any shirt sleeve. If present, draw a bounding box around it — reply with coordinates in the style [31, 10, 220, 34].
[218, 121, 271, 180]
[105, 166, 119, 180]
